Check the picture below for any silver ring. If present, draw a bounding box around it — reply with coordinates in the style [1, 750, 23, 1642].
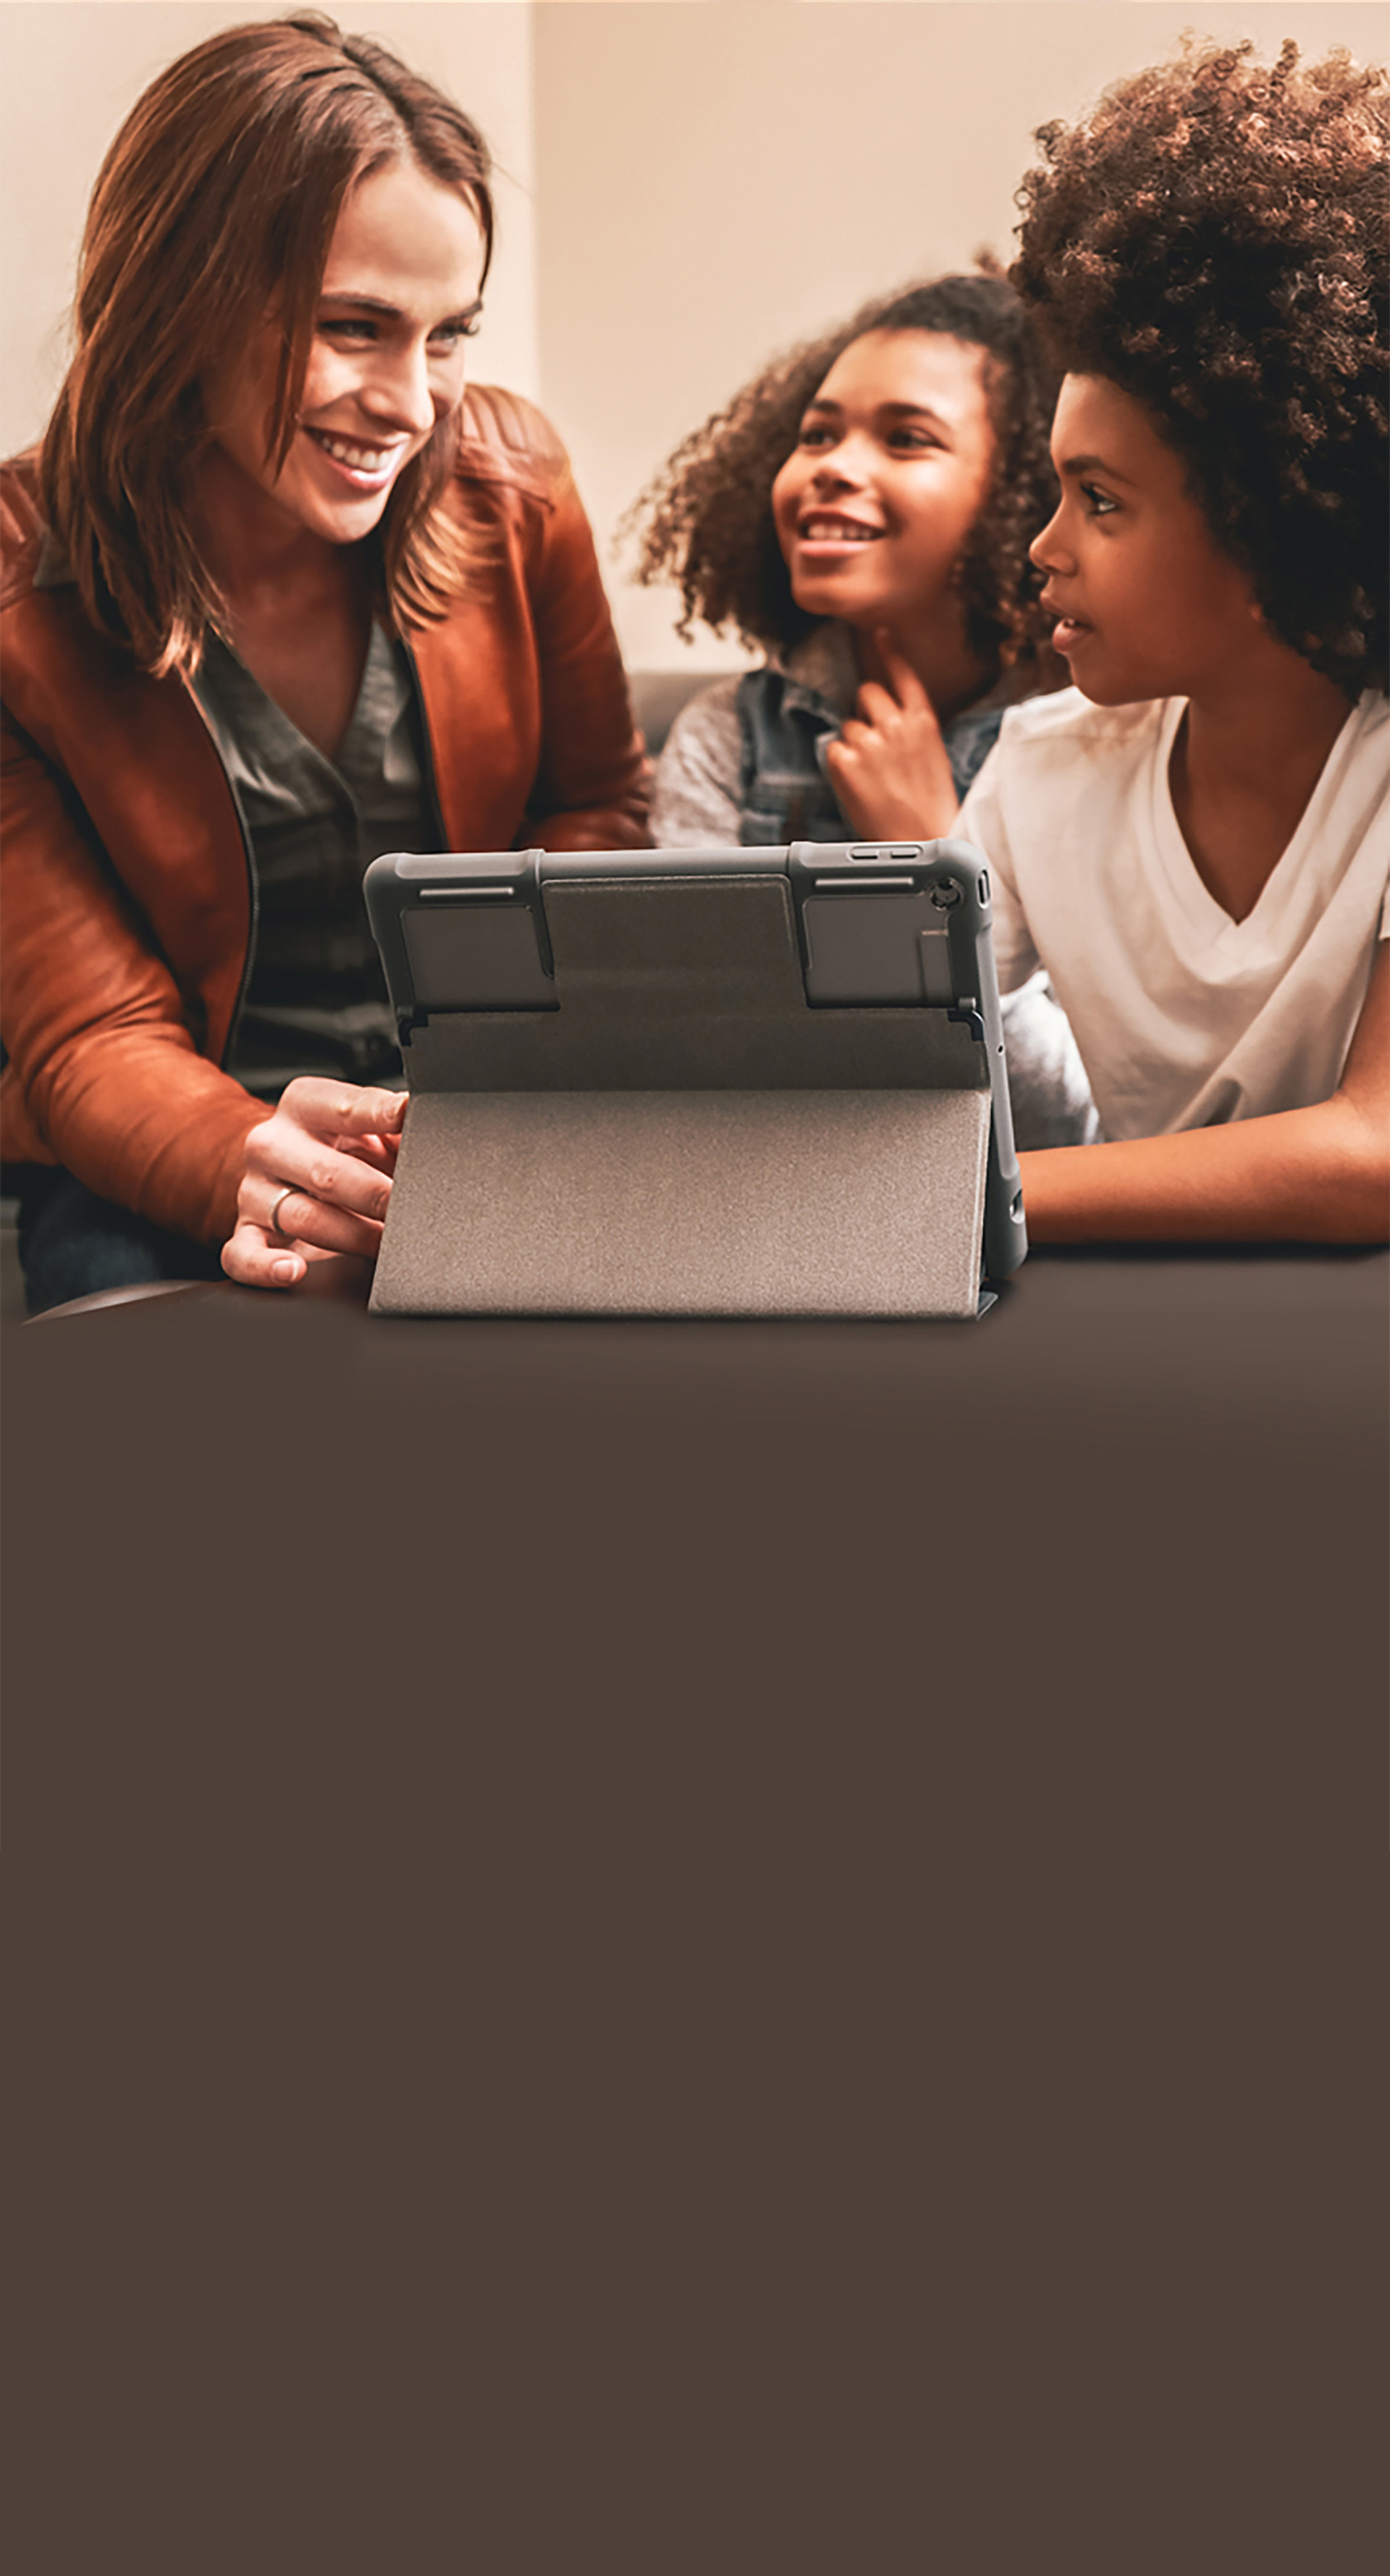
[268, 1185, 298, 1238]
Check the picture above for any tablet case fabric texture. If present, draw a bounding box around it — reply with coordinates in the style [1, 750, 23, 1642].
[368, 860, 1006, 1320]
[371, 1086, 990, 1318]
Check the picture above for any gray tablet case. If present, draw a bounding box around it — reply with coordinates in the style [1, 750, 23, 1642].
[363, 840, 1026, 1319]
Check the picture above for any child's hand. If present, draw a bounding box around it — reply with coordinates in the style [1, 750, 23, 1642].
[824, 629, 960, 840]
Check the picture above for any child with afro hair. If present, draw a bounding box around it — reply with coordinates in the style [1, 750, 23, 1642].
[936, 38, 1387, 1241]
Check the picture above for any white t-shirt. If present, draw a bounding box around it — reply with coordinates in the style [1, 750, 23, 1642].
[956, 687, 1389, 1141]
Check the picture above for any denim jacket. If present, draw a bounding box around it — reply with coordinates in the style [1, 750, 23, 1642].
[733, 624, 1011, 844]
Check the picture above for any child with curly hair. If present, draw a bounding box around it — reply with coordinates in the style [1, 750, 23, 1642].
[947, 38, 1388, 1241]
[633, 271, 1098, 1144]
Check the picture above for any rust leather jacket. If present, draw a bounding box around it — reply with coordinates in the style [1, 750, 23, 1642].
[0, 387, 650, 1246]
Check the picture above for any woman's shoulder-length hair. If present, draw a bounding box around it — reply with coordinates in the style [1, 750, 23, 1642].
[39, 12, 494, 680]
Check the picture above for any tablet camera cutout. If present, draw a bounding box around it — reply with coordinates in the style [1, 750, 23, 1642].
[792, 842, 980, 1009]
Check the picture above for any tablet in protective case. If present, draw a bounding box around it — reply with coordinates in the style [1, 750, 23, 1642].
[363, 839, 1025, 1318]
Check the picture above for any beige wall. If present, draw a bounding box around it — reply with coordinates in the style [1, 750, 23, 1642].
[1, 0, 1384, 676]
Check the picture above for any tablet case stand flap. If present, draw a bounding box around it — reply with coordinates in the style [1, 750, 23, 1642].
[371, 1087, 990, 1319]
[367, 855, 1008, 1320]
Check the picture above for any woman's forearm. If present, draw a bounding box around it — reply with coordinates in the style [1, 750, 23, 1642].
[1020, 1092, 1389, 1245]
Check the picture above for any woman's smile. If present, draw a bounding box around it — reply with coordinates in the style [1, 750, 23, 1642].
[300, 422, 414, 493]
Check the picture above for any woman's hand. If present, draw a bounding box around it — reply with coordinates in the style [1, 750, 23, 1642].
[824, 628, 961, 841]
[222, 1078, 408, 1288]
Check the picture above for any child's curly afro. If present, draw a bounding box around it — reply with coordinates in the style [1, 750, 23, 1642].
[1011, 38, 1389, 696]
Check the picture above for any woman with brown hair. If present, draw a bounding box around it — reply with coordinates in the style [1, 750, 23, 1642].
[1, 12, 648, 1310]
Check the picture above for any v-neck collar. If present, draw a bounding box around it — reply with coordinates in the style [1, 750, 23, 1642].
[1149, 692, 1371, 950]
[200, 618, 397, 780]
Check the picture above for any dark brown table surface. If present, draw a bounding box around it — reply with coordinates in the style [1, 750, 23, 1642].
[4, 1245, 1386, 2568]
[10, 1239, 1385, 1708]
